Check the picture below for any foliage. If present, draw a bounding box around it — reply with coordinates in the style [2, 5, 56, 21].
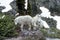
[41, 17, 57, 28]
[40, 28, 60, 38]
[29, 0, 38, 16]
[0, 14, 18, 40]
[49, 6, 60, 16]
[27, 0, 32, 16]
[40, 28, 48, 36]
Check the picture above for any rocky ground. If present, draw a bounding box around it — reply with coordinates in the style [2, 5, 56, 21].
[5, 30, 46, 40]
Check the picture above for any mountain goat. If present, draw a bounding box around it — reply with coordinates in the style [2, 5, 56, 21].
[14, 14, 44, 31]
[32, 14, 43, 30]
[14, 15, 33, 31]
[33, 14, 50, 29]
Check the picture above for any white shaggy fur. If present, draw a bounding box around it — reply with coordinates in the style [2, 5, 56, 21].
[32, 14, 43, 30]
[14, 14, 45, 31]
[14, 15, 33, 31]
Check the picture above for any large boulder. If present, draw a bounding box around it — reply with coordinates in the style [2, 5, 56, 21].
[5, 30, 46, 40]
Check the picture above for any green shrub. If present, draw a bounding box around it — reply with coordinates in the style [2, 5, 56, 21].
[0, 14, 18, 40]
[40, 28, 60, 38]
[40, 28, 48, 36]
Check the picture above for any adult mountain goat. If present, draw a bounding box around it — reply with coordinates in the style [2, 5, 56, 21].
[14, 14, 44, 31]
[14, 15, 33, 31]
[32, 14, 43, 30]
[33, 14, 50, 29]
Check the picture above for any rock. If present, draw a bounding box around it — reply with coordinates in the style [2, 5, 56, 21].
[9, 0, 17, 15]
[0, 6, 5, 12]
[41, 17, 57, 28]
[29, 0, 60, 16]
[8, 9, 17, 16]
[5, 30, 46, 40]
[0, 0, 17, 15]
[5, 0, 17, 16]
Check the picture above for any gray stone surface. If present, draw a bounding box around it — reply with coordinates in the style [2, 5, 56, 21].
[9, 0, 17, 15]
[0, 6, 5, 12]
[29, 0, 60, 16]
[0, 0, 17, 15]
[46, 38, 60, 40]
[5, 30, 46, 40]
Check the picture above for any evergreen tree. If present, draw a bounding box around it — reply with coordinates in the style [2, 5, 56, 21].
[27, 0, 38, 16]
[27, 0, 32, 16]
[16, 0, 25, 15]
[16, 0, 33, 16]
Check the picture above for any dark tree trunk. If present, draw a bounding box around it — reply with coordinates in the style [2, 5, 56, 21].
[16, 0, 26, 15]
